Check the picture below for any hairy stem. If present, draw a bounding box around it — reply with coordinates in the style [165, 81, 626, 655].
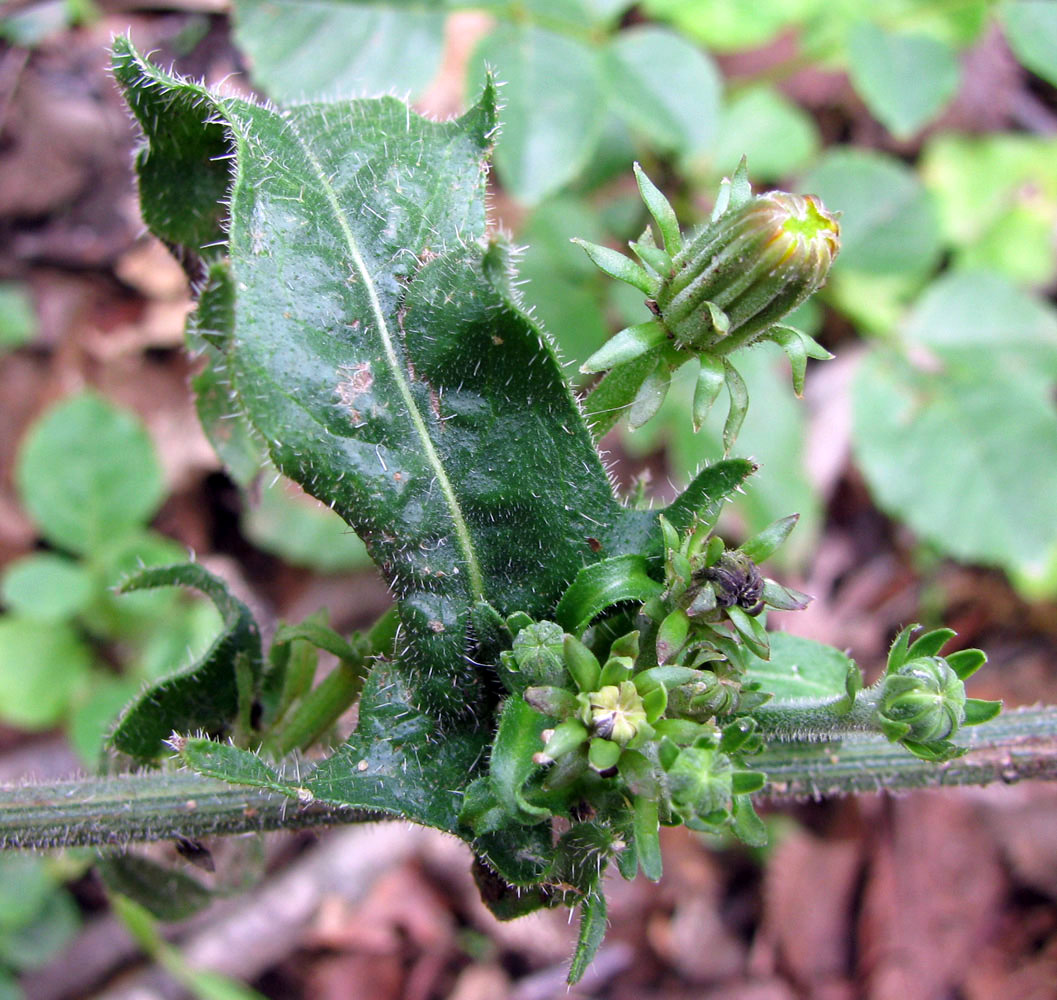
[1, 707, 1055, 850]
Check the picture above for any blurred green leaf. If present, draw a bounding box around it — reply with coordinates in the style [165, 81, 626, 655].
[999, 0, 1057, 87]
[96, 853, 213, 922]
[0, 856, 51, 931]
[472, 25, 604, 203]
[744, 632, 856, 702]
[603, 26, 722, 160]
[641, 0, 815, 51]
[714, 87, 820, 181]
[231, 0, 447, 101]
[802, 150, 941, 276]
[847, 22, 960, 138]
[0, 283, 35, 351]
[901, 270, 1057, 374]
[242, 476, 373, 573]
[853, 351, 1057, 580]
[0, 619, 93, 730]
[0, 889, 79, 971]
[16, 393, 165, 556]
[67, 676, 139, 766]
[0, 553, 92, 622]
[921, 133, 1057, 285]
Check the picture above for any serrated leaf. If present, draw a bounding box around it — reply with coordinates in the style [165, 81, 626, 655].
[853, 350, 1057, 579]
[232, 0, 447, 102]
[109, 563, 263, 760]
[176, 738, 297, 798]
[114, 40, 644, 718]
[847, 22, 960, 139]
[303, 663, 490, 833]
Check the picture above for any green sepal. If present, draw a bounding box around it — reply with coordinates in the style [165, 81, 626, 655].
[599, 656, 634, 687]
[588, 737, 621, 772]
[581, 321, 667, 373]
[704, 300, 730, 335]
[631, 239, 673, 277]
[554, 555, 664, 636]
[726, 605, 770, 658]
[719, 717, 757, 754]
[633, 794, 663, 881]
[761, 579, 812, 612]
[583, 351, 660, 439]
[654, 717, 708, 744]
[618, 748, 660, 797]
[634, 162, 681, 254]
[907, 628, 956, 660]
[730, 794, 767, 847]
[542, 717, 591, 761]
[633, 666, 704, 694]
[963, 698, 1002, 725]
[641, 683, 668, 722]
[710, 156, 752, 221]
[693, 355, 726, 431]
[523, 685, 578, 718]
[488, 698, 552, 825]
[739, 513, 800, 564]
[946, 648, 987, 681]
[564, 635, 602, 693]
[572, 238, 656, 294]
[722, 360, 748, 455]
[609, 630, 640, 660]
[656, 608, 690, 665]
[568, 890, 607, 985]
[629, 358, 671, 429]
[885, 624, 918, 674]
[900, 739, 967, 763]
[731, 770, 766, 795]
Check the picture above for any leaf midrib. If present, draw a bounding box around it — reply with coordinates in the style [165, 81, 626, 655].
[284, 117, 486, 601]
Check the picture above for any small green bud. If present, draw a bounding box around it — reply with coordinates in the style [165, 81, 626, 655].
[668, 672, 741, 720]
[583, 681, 648, 746]
[877, 655, 966, 744]
[511, 621, 567, 685]
[667, 746, 734, 818]
[656, 191, 839, 354]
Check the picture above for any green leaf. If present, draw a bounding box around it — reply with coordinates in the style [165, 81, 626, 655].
[96, 852, 213, 922]
[472, 24, 604, 203]
[16, 392, 165, 555]
[739, 514, 799, 565]
[243, 476, 373, 573]
[231, 0, 447, 102]
[0, 889, 79, 972]
[853, 351, 1057, 580]
[744, 632, 859, 703]
[554, 555, 663, 634]
[603, 26, 721, 158]
[109, 563, 263, 760]
[641, 0, 806, 51]
[847, 22, 960, 139]
[0, 282, 35, 352]
[0, 856, 51, 930]
[920, 133, 1057, 285]
[713, 86, 819, 181]
[802, 150, 941, 276]
[0, 618, 93, 729]
[303, 662, 490, 834]
[901, 270, 1057, 374]
[1, 553, 93, 622]
[1000, 0, 1057, 87]
[114, 39, 636, 717]
[568, 890, 607, 985]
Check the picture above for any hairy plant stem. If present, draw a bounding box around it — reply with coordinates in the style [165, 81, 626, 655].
[1, 707, 1055, 850]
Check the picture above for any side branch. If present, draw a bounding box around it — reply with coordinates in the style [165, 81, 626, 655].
[757, 705, 1057, 799]
[0, 771, 382, 850]
[1, 707, 1055, 849]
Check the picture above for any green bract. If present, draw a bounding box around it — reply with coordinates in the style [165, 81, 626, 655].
[575, 160, 838, 448]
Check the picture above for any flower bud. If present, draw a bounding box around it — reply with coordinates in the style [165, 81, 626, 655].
[583, 681, 647, 746]
[511, 620, 567, 686]
[877, 655, 966, 744]
[683, 550, 765, 619]
[655, 192, 839, 353]
[667, 746, 734, 818]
